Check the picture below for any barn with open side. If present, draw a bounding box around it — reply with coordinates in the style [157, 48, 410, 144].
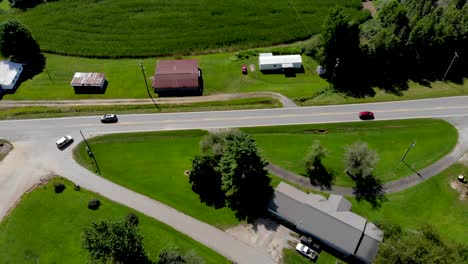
[0, 60, 23, 91]
[70, 72, 107, 94]
[258, 53, 302, 71]
[152, 60, 203, 96]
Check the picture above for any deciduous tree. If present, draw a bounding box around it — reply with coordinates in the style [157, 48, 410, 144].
[303, 140, 333, 189]
[81, 219, 150, 264]
[218, 131, 273, 221]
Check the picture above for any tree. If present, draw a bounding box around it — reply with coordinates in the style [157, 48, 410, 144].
[81, 219, 150, 264]
[303, 140, 333, 189]
[0, 19, 45, 79]
[8, 0, 46, 9]
[317, 8, 367, 95]
[344, 142, 378, 178]
[218, 131, 273, 221]
[344, 142, 384, 208]
[189, 154, 225, 208]
[158, 245, 185, 264]
[375, 224, 468, 264]
[199, 130, 239, 156]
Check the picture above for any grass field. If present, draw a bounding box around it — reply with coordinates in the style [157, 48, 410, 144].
[3, 52, 466, 103]
[0, 177, 229, 264]
[0, 97, 281, 120]
[297, 79, 468, 106]
[73, 130, 241, 229]
[243, 119, 457, 186]
[351, 162, 468, 244]
[72, 119, 456, 230]
[0, 0, 362, 57]
[1, 53, 328, 100]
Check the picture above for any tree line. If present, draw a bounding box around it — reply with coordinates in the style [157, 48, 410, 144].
[309, 0, 468, 96]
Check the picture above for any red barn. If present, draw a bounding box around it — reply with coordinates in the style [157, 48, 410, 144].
[152, 60, 203, 96]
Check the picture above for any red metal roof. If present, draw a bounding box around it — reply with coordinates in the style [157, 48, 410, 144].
[152, 60, 199, 88]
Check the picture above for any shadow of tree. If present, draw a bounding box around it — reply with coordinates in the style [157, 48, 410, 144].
[307, 160, 335, 190]
[351, 173, 386, 209]
[229, 174, 274, 223]
[189, 155, 226, 209]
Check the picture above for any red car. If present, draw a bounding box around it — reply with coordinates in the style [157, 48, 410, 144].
[359, 111, 375, 120]
[241, 64, 248, 75]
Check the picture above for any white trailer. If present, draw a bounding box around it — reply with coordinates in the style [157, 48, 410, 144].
[258, 54, 302, 71]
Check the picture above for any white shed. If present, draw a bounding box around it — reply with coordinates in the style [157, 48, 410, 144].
[0, 60, 23, 90]
[258, 54, 302, 71]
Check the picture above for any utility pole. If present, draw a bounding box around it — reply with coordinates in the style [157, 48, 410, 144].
[442, 52, 459, 81]
[139, 61, 160, 110]
[80, 130, 101, 175]
[401, 141, 416, 161]
[400, 141, 421, 177]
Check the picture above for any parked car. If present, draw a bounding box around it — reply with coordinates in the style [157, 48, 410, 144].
[56, 135, 73, 149]
[359, 111, 375, 120]
[101, 114, 118, 123]
[241, 64, 248, 75]
[296, 242, 318, 260]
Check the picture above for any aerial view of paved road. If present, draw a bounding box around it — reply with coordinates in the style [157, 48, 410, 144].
[2, 96, 468, 263]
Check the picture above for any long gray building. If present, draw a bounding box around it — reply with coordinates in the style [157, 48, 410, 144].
[268, 182, 383, 263]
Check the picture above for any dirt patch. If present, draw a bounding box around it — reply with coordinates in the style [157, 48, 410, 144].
[302, 129, 328, 134]
[450, 179, 468, 201]
[0, 140, 13, 161]
[225, 218, 297, 263]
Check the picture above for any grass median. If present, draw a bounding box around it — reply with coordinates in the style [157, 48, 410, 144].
[243, 119, 457, 186]
[73, 119, 456, 229]
[0, 177, 229, 263]
[0, 97, 281, 120]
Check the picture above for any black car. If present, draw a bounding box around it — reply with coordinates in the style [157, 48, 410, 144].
[101, 114, 118, 123]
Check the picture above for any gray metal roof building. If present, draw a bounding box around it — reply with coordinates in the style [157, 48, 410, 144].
[268, 182, 383, 263]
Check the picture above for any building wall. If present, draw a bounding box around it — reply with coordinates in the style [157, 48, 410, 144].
[258, 62, 302, 71]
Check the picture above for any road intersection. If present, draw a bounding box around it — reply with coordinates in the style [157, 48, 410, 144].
[1, 96, 468, 263]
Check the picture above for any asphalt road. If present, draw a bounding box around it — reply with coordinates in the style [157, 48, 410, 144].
[2, 96, 468, 141]
[2, 96, 468, 263]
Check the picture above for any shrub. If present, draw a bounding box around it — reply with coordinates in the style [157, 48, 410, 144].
[74, 184, 81, 191]
[88, 199, 101, 210]
[54, 182, 66, 193]
[126, 213, 139, 226]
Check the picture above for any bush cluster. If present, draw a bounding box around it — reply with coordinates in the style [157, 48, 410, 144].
[54, 182, 65, 193]
[88, 199, 101, 210]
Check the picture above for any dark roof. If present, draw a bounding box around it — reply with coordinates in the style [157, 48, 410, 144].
[152, 60, 199, 89]
[268, 182, 383, 263]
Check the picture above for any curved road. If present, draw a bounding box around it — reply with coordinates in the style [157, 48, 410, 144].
[2, 96, 468, 263]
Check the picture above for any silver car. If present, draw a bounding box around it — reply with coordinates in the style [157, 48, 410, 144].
[56, 135, 73, 149]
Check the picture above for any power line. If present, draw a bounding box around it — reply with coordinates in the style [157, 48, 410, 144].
[139, 61, 160, 110]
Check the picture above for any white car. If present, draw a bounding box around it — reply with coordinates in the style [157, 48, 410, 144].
[56, 135, 73, 149]
[296, 242, 318, 260]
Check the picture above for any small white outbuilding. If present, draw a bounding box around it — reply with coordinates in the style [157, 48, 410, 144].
[258, 53, 302, 71]
[0, 60, 23, 90]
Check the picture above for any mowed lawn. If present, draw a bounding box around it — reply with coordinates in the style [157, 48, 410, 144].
[74, 130, 240, 229]
[2, 53, 328, 100]
[1, 0, 362, 57]
[0, 178, 229, 264]
[2, 52, 466, 103]
[242, 119, 457, 186]
[351, 162, 468, 244]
